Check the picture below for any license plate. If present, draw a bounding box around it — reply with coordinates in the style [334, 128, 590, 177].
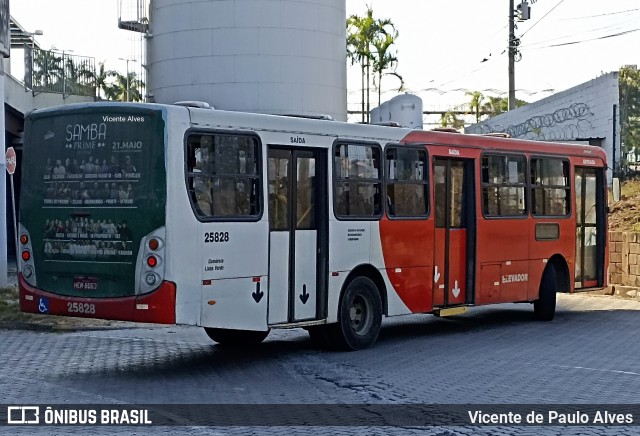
[73, 277, 99, 291]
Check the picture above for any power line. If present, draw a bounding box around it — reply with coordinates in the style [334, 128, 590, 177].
[546, 28, 640, 48]
[519, 16, 640, 49]
[521, 0, 567, 38]
[523, 27, 640, 50]
[561, 8, 640, 20]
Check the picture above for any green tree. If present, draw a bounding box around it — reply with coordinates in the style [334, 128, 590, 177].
[481, 96, 527, 118]
[347, 8, 375, 123]
[439, 111, 464, 130]
[619, 66, 640, 175]
[112, 71, 145, 102]
[482, 96, 508, 117]
[372, 27, 403, 106]
[92, 62, 119, 100]
[347, 7, 400, 122]
[466, 91, 485, 123]
[31, 49, 63, 91]
[63, 57, 86, 96]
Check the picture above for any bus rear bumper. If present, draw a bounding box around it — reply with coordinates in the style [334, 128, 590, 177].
[18, 274, 177, 324]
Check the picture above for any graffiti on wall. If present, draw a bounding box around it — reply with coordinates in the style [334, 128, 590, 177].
[469, 102, 594, 141]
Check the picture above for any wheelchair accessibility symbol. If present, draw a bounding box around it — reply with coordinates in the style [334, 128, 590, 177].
[38, 297, 49, 314]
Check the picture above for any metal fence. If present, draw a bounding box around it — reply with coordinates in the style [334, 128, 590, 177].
[24, 46, 96, 97]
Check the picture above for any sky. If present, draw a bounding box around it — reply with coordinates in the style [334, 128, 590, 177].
[8, 0, 640, 124]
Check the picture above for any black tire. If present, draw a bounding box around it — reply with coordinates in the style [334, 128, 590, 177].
[534, 267, 557, 321]
[327, 276, 382, 351]
[203, 327, 269, 346]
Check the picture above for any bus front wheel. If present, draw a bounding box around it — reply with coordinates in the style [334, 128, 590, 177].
[204, 328, 269, 346]
[329, 276, 382, 351]
[534, 267, 557, 321]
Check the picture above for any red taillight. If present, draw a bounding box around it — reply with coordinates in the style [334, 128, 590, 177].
[147, 255, 157, 268]
[21, 250, 31, 262]
[148, 238, 159, 251]
[20, 234, 29, 245]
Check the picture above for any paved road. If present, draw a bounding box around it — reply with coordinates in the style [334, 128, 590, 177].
[2, 293, 640, 435]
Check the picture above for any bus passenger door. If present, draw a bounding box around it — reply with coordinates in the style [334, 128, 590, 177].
[267, 147, 327, 324]
[433, 158, 475, 307]
[575, 166, 605, 289]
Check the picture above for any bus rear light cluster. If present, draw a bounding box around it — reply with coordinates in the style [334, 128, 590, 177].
[136, 228, 166, 295]
[18, 224, 37, 287]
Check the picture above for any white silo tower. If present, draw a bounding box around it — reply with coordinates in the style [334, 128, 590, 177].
[147, 0, 347, 120]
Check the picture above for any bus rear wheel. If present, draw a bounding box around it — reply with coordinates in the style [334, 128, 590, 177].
[204, 328, 269, 346]
[328, 276, 382, 351]
[534, 267, 557, 321]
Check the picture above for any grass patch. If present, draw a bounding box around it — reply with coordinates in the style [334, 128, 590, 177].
[0, 285, 46, 323]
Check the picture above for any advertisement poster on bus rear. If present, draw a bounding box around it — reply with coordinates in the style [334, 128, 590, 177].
[20, 107, 166, 298]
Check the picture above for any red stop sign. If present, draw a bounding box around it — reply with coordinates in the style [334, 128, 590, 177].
[6, 147, 16, 175]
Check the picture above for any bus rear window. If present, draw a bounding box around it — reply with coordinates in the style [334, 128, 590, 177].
[186, 133, 261, 220]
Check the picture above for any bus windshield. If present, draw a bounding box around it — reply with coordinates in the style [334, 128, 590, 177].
[20, 106, 166, 298]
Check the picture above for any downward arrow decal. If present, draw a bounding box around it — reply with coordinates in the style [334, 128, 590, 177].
[434, 266, 441, 283]
[299, 284, 310, 304]
[452, 280, 460, 298]
[252, 282, 264, 303]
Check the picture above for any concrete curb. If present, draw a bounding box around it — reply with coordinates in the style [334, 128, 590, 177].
[607, 285, 640, 300]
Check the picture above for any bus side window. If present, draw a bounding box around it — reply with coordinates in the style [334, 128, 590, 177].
[186, 133, 261, 220]
[385, 146, 428, 218]
[333, 143, 382, 219]
[481, 154, 526, 217]
[531, 158, 570, 217]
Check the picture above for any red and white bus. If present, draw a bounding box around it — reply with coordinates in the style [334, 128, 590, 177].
[18, 102, 608, 350]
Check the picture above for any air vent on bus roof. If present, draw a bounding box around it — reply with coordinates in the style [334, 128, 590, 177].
[280, 113, 334, 121]
[431, 128, 460, 133]
[370, 121, 402, 127]
[481, 132, 511, 138]
[174, 101, 214, 109]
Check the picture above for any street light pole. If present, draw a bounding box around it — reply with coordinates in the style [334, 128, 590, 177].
[119, 58, 137, 101]
[26, 29, 43, 49]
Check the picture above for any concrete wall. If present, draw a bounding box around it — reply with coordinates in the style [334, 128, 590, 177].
[4, 74, 94, 117]
[466, 73, 620, 182]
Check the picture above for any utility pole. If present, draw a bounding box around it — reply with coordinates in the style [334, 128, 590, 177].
[508, 0, 516, 111]
[509, 1, 531, 111]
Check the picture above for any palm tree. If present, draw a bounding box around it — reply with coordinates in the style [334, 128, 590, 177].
[112, 71, 145, 102]
[75, 59, 98, 97]
[481, 96, 508, 118]
[92, 62, 119, 100]
[63, 57, 85, 96]
[440, 111, 464, 130]
[480, 96, 528, 118]
[31, 49, 63, 92]
[372, 27, 403, 106]
[347, 7, 401, 123]
[466, 91, 485, 123]
[347, 9, 376, 122]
